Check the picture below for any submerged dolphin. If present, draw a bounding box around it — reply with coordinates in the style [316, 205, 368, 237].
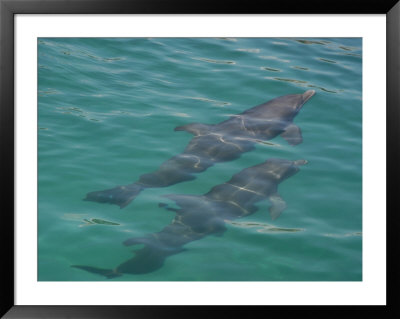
[85, 90, 315, 208]
[73, 158, 307, 278]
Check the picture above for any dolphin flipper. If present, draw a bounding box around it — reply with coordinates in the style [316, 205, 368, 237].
[158, 202, 180, 213]
[163, 194, 203, 209]
[84, 183, 143, 208]
[174, 123, 213, 136]
[123, 236, 154, 247]
[281, 124, 303, 146]
[268, 193, 287, 220]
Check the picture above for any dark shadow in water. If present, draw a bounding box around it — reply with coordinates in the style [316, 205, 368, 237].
[261, 67, 281, 72]
[84, 90, 315, 209]
[73, 158, 307, 278]
[318, 58, 337, 64]
[273, 78, 308, 84]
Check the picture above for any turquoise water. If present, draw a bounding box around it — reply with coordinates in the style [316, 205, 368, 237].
[38, 38, 362, 281]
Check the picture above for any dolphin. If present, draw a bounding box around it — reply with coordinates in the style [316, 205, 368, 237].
[73, 158, 307, 278]
[84, 90, 315, 209]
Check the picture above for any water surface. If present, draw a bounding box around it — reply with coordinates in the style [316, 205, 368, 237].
[38, 37, 362, 281]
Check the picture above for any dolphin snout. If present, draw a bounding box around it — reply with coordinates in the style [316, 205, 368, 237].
[293, 159, 308, 166]
[302, 90, 315, 102]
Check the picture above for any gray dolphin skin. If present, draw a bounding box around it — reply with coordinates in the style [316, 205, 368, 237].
[84, 90, 315, 209]
[73, 158, 307, 278]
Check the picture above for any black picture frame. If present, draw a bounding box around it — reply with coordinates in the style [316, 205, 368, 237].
[1, 0, 398, 318]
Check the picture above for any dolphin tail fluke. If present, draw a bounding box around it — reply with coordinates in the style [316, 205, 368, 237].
[71, 265, 121, 279]
[84, 183, 143, 209]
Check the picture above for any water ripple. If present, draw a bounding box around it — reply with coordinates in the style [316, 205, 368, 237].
[236, 48, 261, 53]
[192, 57, 236, 65]
[261, 67, 281, 72]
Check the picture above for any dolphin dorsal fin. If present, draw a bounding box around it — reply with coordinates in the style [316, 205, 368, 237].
[174, 123, 212, 136]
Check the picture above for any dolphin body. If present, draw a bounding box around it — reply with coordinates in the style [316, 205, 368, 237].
[85, 90, 315, 209]
[73, 158, 307, 278]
